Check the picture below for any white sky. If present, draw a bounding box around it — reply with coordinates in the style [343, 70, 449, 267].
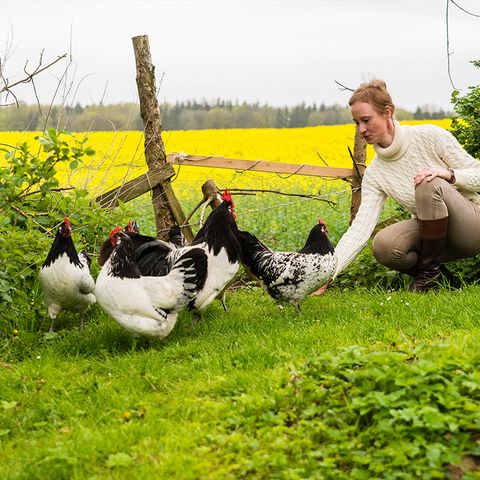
[2, 0, 479, 111]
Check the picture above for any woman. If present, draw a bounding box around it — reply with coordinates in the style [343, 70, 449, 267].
[329, 80, 480, 292]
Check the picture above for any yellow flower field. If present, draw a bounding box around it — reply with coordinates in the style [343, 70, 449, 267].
[0, 120, 451, 202]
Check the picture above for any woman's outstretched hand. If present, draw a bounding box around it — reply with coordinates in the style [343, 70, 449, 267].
[311, 281, 331, 296]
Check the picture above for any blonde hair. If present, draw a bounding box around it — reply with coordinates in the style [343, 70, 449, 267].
[349, 80, 395, 116]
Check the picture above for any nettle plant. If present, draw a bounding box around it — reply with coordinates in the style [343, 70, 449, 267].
[0, 129, 112, 311]
[0, 128, 94, 228]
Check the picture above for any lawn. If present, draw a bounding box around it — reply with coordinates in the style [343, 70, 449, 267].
[2, 285, 480, 479]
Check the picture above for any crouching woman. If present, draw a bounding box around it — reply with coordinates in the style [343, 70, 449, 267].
[330, 79, 480, 292]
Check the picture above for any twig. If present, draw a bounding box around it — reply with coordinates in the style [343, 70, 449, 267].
[18, 186, 75, 199]
[334, 80, 354, 92]
[450, 0, 480, 17]
[184, 197, 208, 225]
[446, 0, 458, 90]
[224, 187, 330, 200]
[0, 52, 67, 97]
[315, 150, 330, 167]
[10, 205, 49, 233]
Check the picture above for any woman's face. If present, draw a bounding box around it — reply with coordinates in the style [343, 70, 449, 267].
[351, 102, 393, 146]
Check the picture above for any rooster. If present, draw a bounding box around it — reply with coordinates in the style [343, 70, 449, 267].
[167, 225, 188, 247]
[95, 228, 208, 339]
[129, 192, 241, 319]
[39, 218, 96, 331]
[98, 220, 157, 267]
[97, 192, 242, 320]
[188, 191, 242, 316]
[238, 219, 337, 311]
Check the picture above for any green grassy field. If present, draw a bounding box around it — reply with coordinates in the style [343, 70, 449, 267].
[1, 127, 480, 478]
[2, 284, 480, 479]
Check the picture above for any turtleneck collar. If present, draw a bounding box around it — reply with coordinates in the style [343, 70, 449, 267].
[373, 120, 412, 162]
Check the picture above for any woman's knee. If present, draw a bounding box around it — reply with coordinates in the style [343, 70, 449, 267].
[372, 230, 394, 265]
[415, 177, 445, 204]
[372, 223, 419, 270]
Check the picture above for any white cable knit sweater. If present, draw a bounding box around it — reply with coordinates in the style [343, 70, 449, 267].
[335, 121, 480, 275]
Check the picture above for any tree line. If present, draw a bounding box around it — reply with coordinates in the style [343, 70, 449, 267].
[0, 99, 450, 132]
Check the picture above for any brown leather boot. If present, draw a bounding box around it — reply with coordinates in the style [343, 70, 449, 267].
[408, 217, 448, 293]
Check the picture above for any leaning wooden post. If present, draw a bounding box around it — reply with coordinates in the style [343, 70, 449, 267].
[132, 35, 194, 242]
[349, 130, 367, 224]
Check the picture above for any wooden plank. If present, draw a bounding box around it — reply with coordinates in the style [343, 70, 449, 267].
[95, 163, 176, 208]
[167, 154, 354, 178]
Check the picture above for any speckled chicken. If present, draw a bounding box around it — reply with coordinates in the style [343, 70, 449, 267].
[238, 219, 337, 311]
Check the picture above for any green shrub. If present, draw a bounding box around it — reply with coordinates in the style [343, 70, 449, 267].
[0, 129, 134, 330]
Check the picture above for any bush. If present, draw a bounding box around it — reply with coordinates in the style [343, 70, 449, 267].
[0, 129, 133, 327]
[450, 60, 480, 160]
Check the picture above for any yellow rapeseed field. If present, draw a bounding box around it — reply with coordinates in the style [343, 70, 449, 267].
[0, 120, 451, 201]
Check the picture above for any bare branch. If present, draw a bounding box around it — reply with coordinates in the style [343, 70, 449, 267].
[0, 52, 67, 95]
[450, 0, 480, 17]
[315, 150, 331, 167]
[334, 80, 354, 92]
[446, 0, 458, 90]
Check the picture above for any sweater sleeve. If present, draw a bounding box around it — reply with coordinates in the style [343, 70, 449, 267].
[436, 128, 480, 192]
[334, 180, 386, 277]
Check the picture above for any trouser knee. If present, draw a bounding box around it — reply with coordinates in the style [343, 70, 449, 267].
[372, 231, 393, 266]
[372, 226, 419, 271]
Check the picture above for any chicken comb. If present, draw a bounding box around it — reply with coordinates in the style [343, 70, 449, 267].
[318, 218, 326, 227]
[109, 226, 123, 238]
[221, 189, 233, 204]
[63, 217, 70, 225]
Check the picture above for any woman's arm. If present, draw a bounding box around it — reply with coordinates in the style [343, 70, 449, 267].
[437, 128, 480, 191]
[334, 184, 386, 277]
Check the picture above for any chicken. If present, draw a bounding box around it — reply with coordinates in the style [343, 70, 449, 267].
[129, 193, 242, 319]
[167, 225, 188, 247]
[39, 217, 96, 331]
[238, 219, 337, 311]
[97, 191, 242, 320]
[95, 228, 208, 339]
[97, 220, 157, 267]
[188, 192, 242, 315]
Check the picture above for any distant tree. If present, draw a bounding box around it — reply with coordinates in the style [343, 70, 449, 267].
[204, 107, 233, 129]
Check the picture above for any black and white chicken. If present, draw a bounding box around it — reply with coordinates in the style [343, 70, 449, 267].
[167, 225, 188, 247]
[97, 192, 242, 320]
[238, 219, 337, 311]
[188, 191, 242, 315]
[131, 193, 242, 318]
[39, 217, 96, 331]
[97, 220, 157, 267]
[95, 228, 208, 339]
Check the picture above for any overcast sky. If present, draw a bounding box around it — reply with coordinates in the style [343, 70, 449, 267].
[2, 0, 479, 111]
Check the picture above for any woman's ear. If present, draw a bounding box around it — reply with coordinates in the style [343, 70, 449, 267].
[384, 105, 394, 120]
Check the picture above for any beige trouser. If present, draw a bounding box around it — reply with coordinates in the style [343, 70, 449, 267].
[372, 178, 480, 272]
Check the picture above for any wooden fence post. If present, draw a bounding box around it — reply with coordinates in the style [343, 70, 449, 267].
[132, 35, 194, 242]
[349, 130, 367, 224]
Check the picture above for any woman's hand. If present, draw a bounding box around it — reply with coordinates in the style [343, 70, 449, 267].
[311, 280, 331, 296]
[414, 167, 453, 186]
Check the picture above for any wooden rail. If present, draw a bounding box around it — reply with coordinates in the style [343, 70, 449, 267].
[96, 163, 175, 208]
[167, 154, 354, 178]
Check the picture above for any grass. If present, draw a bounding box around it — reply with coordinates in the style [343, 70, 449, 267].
[2, 283, 480, 479]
